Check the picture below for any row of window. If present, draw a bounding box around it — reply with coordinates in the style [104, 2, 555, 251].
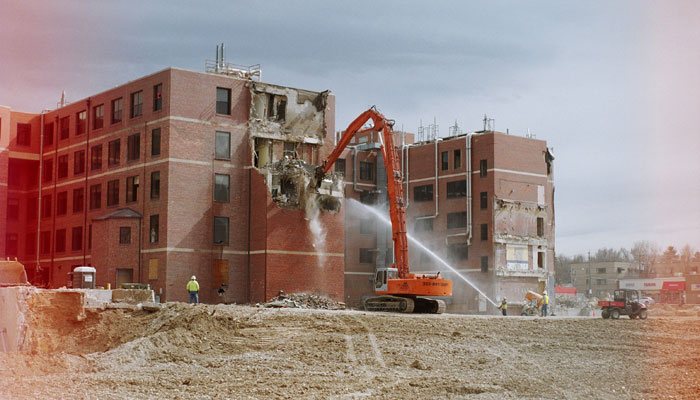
[350, 157, 488, 183]
[357, 247, 489, 271]
[413, 183, 489, 207]
[4, 227, 88, 256]
[440, 149, 462, 171]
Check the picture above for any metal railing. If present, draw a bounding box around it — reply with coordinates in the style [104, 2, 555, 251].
[205, 60, 261, 80]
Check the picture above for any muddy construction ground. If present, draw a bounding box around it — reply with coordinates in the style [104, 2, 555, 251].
[1, 303, 699, 399]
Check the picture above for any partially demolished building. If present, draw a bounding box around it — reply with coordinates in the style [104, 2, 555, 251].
[0, 66, 343, 303]
[340, 130, 555, 313]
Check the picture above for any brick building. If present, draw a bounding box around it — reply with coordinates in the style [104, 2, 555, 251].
[339, 130, 556, 313]
[0, 66, 343, 303]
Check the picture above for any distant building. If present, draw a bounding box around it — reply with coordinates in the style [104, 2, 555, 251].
[570, 261, 638, 298]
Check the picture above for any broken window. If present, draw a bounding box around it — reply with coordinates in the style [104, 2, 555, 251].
[414, 217, 434, 233]
[91, 145, 102, 170]
[58, 155, 68, 179]
[359, 248, 374, 264]
[480, 191, 488, 210]
[126, 176, 139, 203]
[335, 159, 346, 174]
[74, 150, 85, 175]
[108, 139, 120, 166]
[447, 212, 467, 229]
[481, 256, 489, 272]
[76, 111, 86, 136]
[89, 184, 101, 210]
[127, 133, 140, 161]
[130, 90, 143, 118]
[213, 216, 229, 245]
[41, 195, 52, 218]
[151, 171, 160, 200]
[17, 123, 31, 146]
[360, 218, 375, 234]
[111, 98, 123, 124]
[480, 223, 488, 241]
[72, 227, 82, 251]
[55, 229, 66, 253]
[216, 87, 231, 115]
[149, 215, 159, 243]
[441, 151, 448, 171]
[56, 191, 67, 216]
[214, 174, 230, 202]
[267, 94, 287, 121]
[359, 161, 374, 181]
[413, 185, 433, 202]
[454, 149, 461, 169]
[60, 116, 70, 139]
[215, 131, 231, 160]
[119, 227, 131, 244]
[284, 142, 297, 158]
[479, 159, 487, 177]
[107, 180, 119, 206]
[537, 217, 544, 237]
[153, 83, 163, 111]
[151, 128, 161, 156]
[93, 104, 104, 129]
[448, 244, 468, 261]
[446, 180, 466, 198]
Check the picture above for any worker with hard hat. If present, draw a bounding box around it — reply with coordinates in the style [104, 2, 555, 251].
[541, 290, 549, 317]
[498, 298, 508, 316]
[186, 275, 200, 304]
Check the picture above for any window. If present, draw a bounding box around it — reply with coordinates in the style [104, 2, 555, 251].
[215, 131, 231, 160]
[127, 133, 140, 161]
[413, 185, 433, 202]
[414, 217, 434, 233]
[88, 224, 92, 249]
[213, 216, 230, 244]
[107, 180, 119, 206]
[454, 149, 461, 169]
[597, 268, 607, 274]
[43, 159, 53, 183]
[58, 155, 69, 179]
[448, 244, 468, 261]
[59, 116, 70, 140]
[40, 231, 51, 254]
[93, 104, 104, 129]
[480, 192, 488, 210]
[41, 195, 52, 218]
[126, 176, 139, 203]
[119, 227, 131, 244]
[359, 248, 374, 264]
[108, 139, 120, 165]
[73, 188, 84, 213]
[25, 233, 36, 256]
[153, 83, 163, 111]
[480, 223, 488, 241]
[149, 215, 159, 243]
[130, 90, 143, 118]
[216, 87, 231, 115]
[74, 150, 85, 175]
[479, 159, 487, 177]
[27, 197, 37, 220]
[5, 234, 18, 257]
[151, 128, 161, 156]
[537, 252, 545, 269]
[150, 171, 160, 200]
[446, 180, 466, 198]
[596, 278, 607, 285]
[359, 161, 374, 181]
[283, 142, 297, 157]
[17, 123, 31, 146]
[7, 199, 19, 220]
[266, 94, 287, 121]
[56, 191, 68, 216]
[481, 256, 489, 272]
[44, 122, 54, 146]
[360, 218, 374, 234]
[214, 174, 229, 202]
[91, 145, 102, 170]
[71, 227, 83, 251]
[89, 184, 101, 209]
[55, 229, 66, 253]
[441, 151, 448, 171]
[76, 111, 86, 135]
[447, 212, 467, 229]
[111, 98, 123, 124]
[360, 191, 375, 205]
[335, 159, 346, 174]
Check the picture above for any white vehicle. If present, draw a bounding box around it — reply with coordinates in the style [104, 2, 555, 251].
[640, 296, 655, 306]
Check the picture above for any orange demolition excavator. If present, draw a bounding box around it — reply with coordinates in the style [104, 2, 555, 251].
[315, 107, 452, 313]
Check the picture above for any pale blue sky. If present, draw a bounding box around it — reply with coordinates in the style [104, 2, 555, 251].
[2, 1, 699, 255]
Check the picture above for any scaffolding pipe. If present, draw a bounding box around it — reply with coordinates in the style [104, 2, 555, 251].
[466, 133, 473, 245]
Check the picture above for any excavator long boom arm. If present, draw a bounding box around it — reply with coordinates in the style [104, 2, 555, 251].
[317, 107, 409, 278]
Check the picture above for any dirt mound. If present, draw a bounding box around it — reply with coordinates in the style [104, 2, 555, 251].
[264, 292, 345, 310]
[647, 303, 700, 317]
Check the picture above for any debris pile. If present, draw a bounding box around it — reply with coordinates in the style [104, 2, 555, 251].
[264, 157, 343, 211]
[262, 292, 345, 310]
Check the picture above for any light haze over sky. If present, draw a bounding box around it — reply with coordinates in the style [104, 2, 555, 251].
[2, 1, 699, 255]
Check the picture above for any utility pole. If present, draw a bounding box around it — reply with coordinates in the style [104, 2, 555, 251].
[587, 251, 592, 298]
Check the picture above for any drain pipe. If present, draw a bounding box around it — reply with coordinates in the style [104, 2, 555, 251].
[404, 142, 410, 209]
[434, 137, 439, 218]
[35, 111, 47, 274]
[466, 133, 473, 245]
[351, 146, 364, 193]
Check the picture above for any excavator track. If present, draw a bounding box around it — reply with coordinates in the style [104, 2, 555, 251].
[363, 296, 446, 314]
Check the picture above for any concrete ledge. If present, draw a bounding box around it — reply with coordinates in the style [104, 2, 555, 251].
[111, 289, 155, 304]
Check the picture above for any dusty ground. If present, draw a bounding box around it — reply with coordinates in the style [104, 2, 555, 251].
[1, 303, 699, 399]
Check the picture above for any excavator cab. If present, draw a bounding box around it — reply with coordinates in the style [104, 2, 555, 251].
[374, 268, 399, 292]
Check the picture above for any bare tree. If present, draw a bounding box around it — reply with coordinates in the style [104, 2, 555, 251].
[631, 241, 659, 273]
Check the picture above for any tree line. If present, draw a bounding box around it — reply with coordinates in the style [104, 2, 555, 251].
[555, 241, 700, 284]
